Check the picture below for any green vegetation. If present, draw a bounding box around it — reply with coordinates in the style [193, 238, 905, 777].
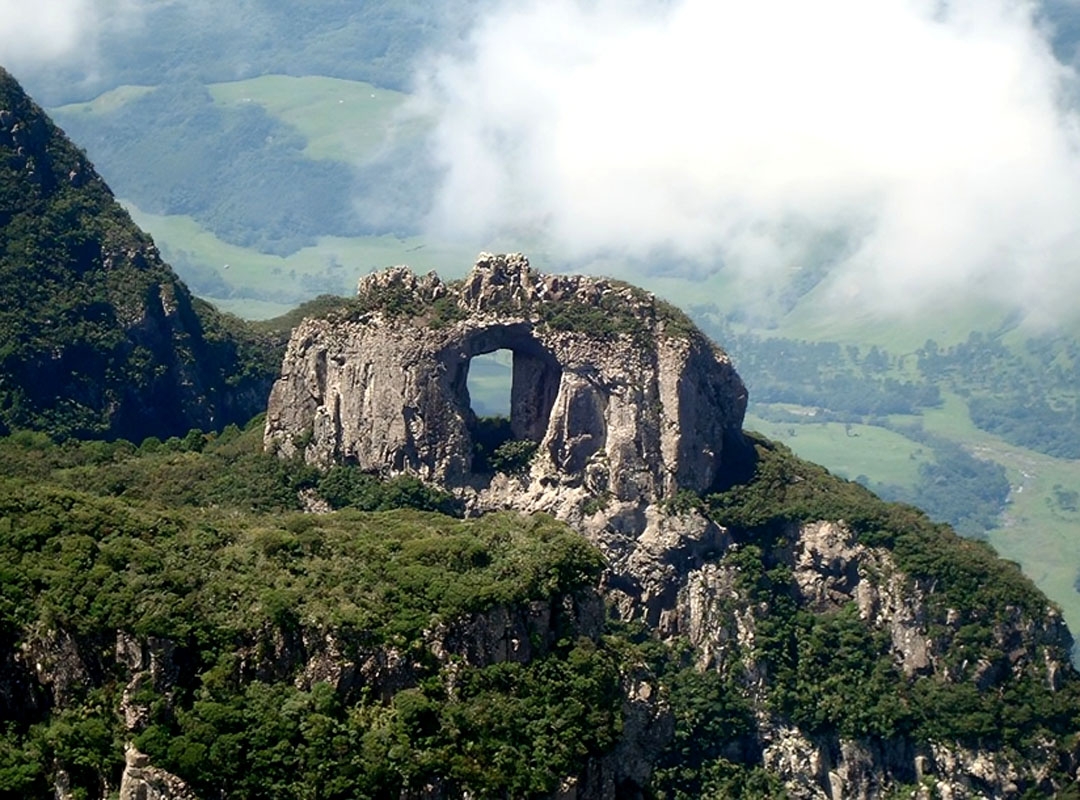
[0, 68, 277, 442]
[919, 332, 1080, 459]
[0, 421, 1077, 796]
[11, 7, 1080, 795]
[121, 204, 477, 318]
[743, 412, 925, 487]
[648, 664, 779, 800]
[699, 312, 1055, 538]
[27, 0, 482, 107]
[0, 424, 621, 799]
[52, 80, 367, 256]
[135, 638, 624, 800]
[701, 318, 942, 418]
[538, 280, 696, 343]
[317, 467, 461, 516]
[858, 426, 1011, 539]
[21, 0, 1080, 652]
[208, 75, 410, 163]
[707, 433, 1048, 618]
[701, 433, 1077, 752]
[489, 439, 540, 475]
[469, 416, 539, 475]
[697, 298, 1080, 655]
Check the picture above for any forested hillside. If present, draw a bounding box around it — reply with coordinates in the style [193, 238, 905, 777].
[0, 68, 278, 441]
[2, 420, 1079, 798]
[3, 2, 1080, 795]
[16, 0, 1080, 650]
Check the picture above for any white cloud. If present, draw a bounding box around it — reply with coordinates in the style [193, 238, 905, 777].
[415, 0, 1080, 318]
[0, 0, 91, 65]
[0, 0, 146, 75]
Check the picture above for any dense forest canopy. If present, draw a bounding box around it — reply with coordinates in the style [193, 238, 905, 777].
[0, 423, 1077, 798]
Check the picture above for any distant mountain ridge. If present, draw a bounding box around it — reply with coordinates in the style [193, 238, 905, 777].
[0, 67, 278, 441]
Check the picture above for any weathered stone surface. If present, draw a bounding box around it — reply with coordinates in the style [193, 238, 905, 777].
[265, 253, 747, 497]
[118, 746, 199, 800]
[265, 253, 747, 625]
[262, 252, 1079, 799]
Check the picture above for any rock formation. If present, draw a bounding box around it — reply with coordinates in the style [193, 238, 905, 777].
[266, 252, 748, 624]
[264, 253, 1080, 799]
[266, 253, 746, 492]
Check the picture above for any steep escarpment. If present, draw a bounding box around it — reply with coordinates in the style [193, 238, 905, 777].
[0, 67, 276, 441]
[266, 255, 1080, 798]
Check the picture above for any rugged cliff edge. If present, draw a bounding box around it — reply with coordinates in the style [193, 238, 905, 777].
[265, 252, 747, 495]
[263, 254, 1080, 799]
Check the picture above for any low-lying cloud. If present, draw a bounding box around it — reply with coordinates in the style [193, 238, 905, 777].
[0, 0, 94, 65]
[415, 0, 1080, 318]
[0, 0, 133, 69]
[0, 0, 145, 81]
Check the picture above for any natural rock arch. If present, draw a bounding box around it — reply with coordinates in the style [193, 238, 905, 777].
[264, 253, 749, 626]
[447, 323, 563, 454]
[265, 253, 747, 502]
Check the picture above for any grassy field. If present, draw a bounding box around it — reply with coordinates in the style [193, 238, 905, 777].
[744, 410, 928, 487]
[125, 201, 477, 318]
[914, 393, 1080, 633]
[52, 84, 156, 115]
[207, 74, 413, 163]
[771, 279, 1019, 351]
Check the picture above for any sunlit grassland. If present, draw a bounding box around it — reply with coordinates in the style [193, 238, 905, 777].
[744, 409, 928, 487]
[914, 392, 1080, 637]
[774, 283, 1018, 351]
[52, 84, 156, 115]
[207, 75, 412, 163]
[758, 392, 1080, 654]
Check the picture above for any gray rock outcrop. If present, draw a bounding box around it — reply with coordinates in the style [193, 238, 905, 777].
[119, 747, 198, 800]
[680, 519, 1073, 799]
[262, 253, 1078, 799]
[265, 253, 747, 622]
[265, 253, 746, 498]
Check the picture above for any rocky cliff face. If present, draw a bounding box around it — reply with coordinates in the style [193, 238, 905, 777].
[24, 588, 649, 800]
[265, 253, 747, 498]
[263, 254, 1080, 799]
[680, 519, 1074, 799]
[265, 253, 747, 621]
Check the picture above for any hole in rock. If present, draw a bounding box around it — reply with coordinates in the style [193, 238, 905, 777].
[459, 336, 562, 475]
[466, 349, 512, 419]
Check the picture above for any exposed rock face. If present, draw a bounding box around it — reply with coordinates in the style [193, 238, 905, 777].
[263, 254, 1079, 798]
[266, 253, 746, 495]
[119, 747, 198, 800]
[21, 587, 628, 800]
[680, 519, 1075, 799]
[266, 253, 747, 623]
